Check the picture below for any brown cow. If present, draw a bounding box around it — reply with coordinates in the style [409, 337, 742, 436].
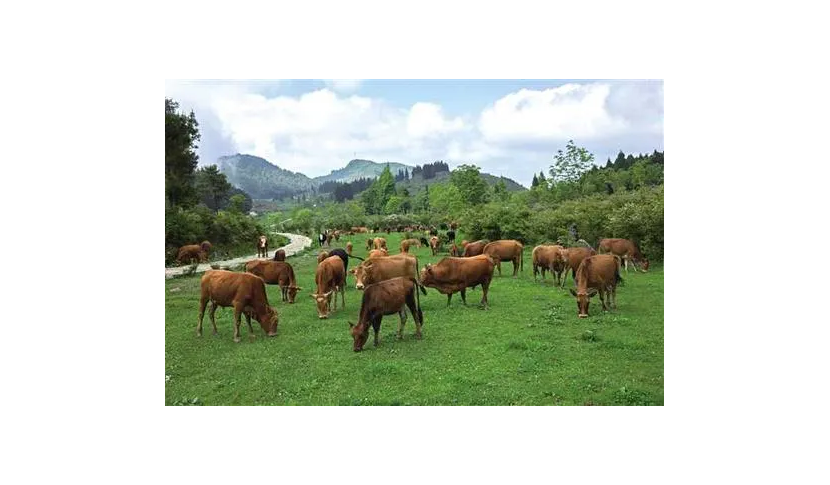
[419, 254, 496, 308]
[346, 242, 353, 256]
[348, 277, 426, 352]
[450, 243, 459, 257]
[429, 236, 441, 256]
[351, 254, 419, 290]
[366, 238, 374, 251]
[333, 230, 341, 241]
[569, 254, 623, 318]
[312, 255, 346, 319]
[257, 235, 268, 258]
[400, 238, 421, 253]
[245, 260, 302, 303]
[352, 226, 370, 233]
[561, 246, 597, 286]
[532, 245, 567, 285]
[483, 240, 524, 277]
[273, 249, 286, 262]
[197, 270, 279, 342]
[325, 232, 333, 247]
[460, 240, 469, 248]
[373, 237, 387, 250]
[176, 240, 212, 265]
[367, 248, 389, 258]
[598, 238, 650, 273]
[317, 251, 330, 263]
[462, 240, 488, 257]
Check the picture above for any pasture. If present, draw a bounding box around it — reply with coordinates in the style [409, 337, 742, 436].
[165, 231, 663, 405]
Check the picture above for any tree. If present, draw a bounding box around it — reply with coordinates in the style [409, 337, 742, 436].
[165, 98, 200, 208]
[227, 194, 246, 214]
[429, 184, 464, 217]
[384, 195, 405, 214]
[531, 174, 539, 188]
[195, 165, 232, 211]
[450, 164, 489, 206]
[549, 140, 595, 184]
[415, 184, 430, 212]
[537, 171, 546, 187]
[493, 178, 509, 202]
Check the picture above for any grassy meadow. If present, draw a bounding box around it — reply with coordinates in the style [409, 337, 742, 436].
[165, 231, 663, 405]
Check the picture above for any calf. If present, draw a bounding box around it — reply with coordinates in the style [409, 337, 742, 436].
[532, 245, 567, 286]
[598, 238, 649, 273]
[419, 254, 496, 308]
[245, 260, 302, 303]
[351, 254, 419, 290]
[257, 235, 268, 258]
[429, 236, 441, 256]
[349, 277, 426, 352]
[561, 246, 597, 286]
[569, 254, 623, 318]
[272, 249, 286, 262]
[312, 255, 346, 319]
[483, 240, 524, 276]
[176, 240, 212, 265]
[462, 240, 487, 257]
[197, 270, 279, 342]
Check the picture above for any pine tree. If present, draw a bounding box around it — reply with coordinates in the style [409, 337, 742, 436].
[531, 174, 539, 187]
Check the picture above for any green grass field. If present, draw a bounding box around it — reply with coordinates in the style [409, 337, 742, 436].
[165, 231, 663, 405]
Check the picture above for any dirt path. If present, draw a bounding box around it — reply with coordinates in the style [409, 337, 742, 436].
[165, 232, 312, 279]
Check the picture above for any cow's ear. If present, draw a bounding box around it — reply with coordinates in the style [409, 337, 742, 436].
[587, 289, 598, 298]
[568, 288, 577, 297]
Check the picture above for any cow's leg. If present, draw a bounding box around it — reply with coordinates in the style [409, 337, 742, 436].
[340, 285, 346, 309]
[447, 293, 453, 307]
[599, 289, 608, 312]
[481, 280, 490, 309]
[623, 258, 630, 274]
[460, 288, 467, 305]
[197, 295, 209, 337]
[513, 259, 519, 277]
[610, 285, 617, 310]
[232, 308, 242, 343]
[244, 309, 254, 335]
[372, 316, 382, 347]
[533, 264, 538, 281]
[496, 262, 502, 276]
[397, 310, 407, 340]
[209, 301, 219, 336]
[405, 292, 422, 339]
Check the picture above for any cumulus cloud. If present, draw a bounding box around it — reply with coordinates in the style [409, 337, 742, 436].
[323, 79, 363, 93]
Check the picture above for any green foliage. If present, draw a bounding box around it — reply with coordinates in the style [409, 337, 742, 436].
[165, 98, 200, 208]
[428, 183, 464, 219]
[549, 139, 594, 184]
[227, 194, 247, 214]
[360, 164, 397, 215]
[450, 164, 490, 205]
[195, 165, 232, 211]
[493, 178, 510, 202]
[384, 195, 405, 215]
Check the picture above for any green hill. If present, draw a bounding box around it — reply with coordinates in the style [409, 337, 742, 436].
[216, 154, 315, 199]
[396, 171, 525, 193]
[313, 159, 413, 184]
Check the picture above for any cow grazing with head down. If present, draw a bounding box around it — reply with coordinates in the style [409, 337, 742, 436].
[176, 240, 212, 265]
[349, 277, 426, 352]
[272, 249, 286, 262]
[598, 238, 649, 273]
[569, 254, 623, 318]
[351, 254, 419, 290]
[257, 235, 268, 258]
[561, 246, 597, 286]
[462, 240, 487, 257]
[483, 240, 524, 277]
[532, 245, 567, 286]
[197, 270, 279, 342]
[312, 255, 346, 319]
[400, 238, 421, 253]
[245, 260, 302, 303]
[429, 236, 441, 256]
[419, 254, 496, 308]
[346, 242, 353, 256]
[373, 237, 387, 250]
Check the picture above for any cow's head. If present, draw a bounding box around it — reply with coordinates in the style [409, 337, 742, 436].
[311, 290, 334, 318]
[287, 286, 302, 303]
[255, 306, 279, 336]
[569, 288, 598, 318]
[200, 241, 212, 252]
[638, 258, 650, 272]
[420, 264, 435, 287]
[348, 321, 369, 352]
[353, 262, 372, 290]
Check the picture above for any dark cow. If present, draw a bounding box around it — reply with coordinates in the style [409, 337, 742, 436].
[419, 236, 429, 247]
[351, 254, 419, 290]
[272, 249, 286, 262]
[257, 235, 268, 258]
[569, 254, 623, 318]
[483, 240, 524, 277]
[176, 240, 212, 265]
[197, 270, 279, 342]
[327, 247, 361, 275]
[318, 233, 326, 248]
[312, 255, 346, 319]
[419, 254, 496, 308]
[245, 260, 302, 303]
[349, 277, 426, 352]
[462, 240, 488, 257]
[598, 238, 650, 273]
[446, 230, 456, 242]
[561, 246, 598, 286]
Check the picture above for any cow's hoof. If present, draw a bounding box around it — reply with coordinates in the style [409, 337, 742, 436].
[267, 332, 278, 337]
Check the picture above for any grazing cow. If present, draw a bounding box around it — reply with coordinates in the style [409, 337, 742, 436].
[349, 277, 426, 352]
[419, 254, 496, 308]
[312, 255, 346, 319]
[373, 237, 387, 250]
[419, 236, 429, 247]
[561, 246, 597, 286]
[367, 249, 389, 259]
[450, 243, 459, 257]
[462, 240, 488, 257]
[317, 251, 330, 263]
[429, 236, 441, 256]
[176, 240, 212, 265]
[197, 270, 279, 342]
[532, 245, 567, 285]
[257, 235, 268, 258]
[598, 238, 650, 273]
[446, 230, 456, 242]
[272, 249, 286, 262]
[569, 254, 623, 318]
[484, 240, 524, 277]
[326, 232, 333, 247]
[400, 238, 421, 253]
[333, 230, 341, 241]
[351, 254, 419, 290]
[346, 242, 353, 256]
[366, 238, 374, 251]
[245, 260, 302, 303]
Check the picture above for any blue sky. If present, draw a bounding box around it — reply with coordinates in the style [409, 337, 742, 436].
[165, 79, 663, 187]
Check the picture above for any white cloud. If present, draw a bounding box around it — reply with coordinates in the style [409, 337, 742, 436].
[323, 79, 363, 93]
[406, 102, 465, 138]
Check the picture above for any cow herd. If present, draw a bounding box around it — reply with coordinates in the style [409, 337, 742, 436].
[184, 228, 650, 351]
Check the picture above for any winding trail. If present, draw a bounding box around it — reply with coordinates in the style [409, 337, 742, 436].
[165, 232, 312, 279]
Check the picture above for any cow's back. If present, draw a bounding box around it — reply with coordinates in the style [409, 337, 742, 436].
[565, 246, 597, 271]
[576, 254, 620, 289]
[463, 240, 487, 257]
[201, 270, 262, 307]
[430, 255, 495, 285]
[317, 255, 345, 291]
[484, 240, 522, 259]
[362, 256, 417, 285]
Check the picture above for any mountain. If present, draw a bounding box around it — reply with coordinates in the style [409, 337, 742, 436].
[313, 159, 413, 184]
[396, 171, 525, 194]
[215, 154, 315, 199]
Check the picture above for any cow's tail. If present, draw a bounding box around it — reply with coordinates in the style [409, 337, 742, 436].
[411, 277, 425, 324]
[614, 256, 624, 286]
